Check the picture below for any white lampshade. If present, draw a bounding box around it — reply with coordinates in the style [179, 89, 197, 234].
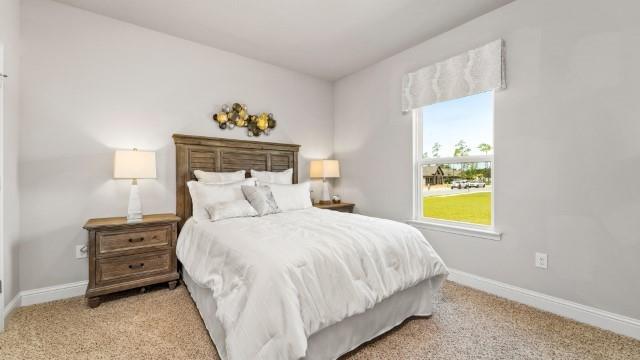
[113, 149, 157, 179]
[310, 160, 340, 179]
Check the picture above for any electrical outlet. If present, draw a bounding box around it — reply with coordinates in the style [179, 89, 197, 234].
[535, 252, 548, 269]
[75, 245, 87, 259]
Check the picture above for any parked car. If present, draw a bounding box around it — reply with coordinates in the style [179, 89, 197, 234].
[468, 180, 486, 188]
[450, 180, 469, 189]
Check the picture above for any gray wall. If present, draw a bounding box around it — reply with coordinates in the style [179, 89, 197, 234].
[19, 0, 334, 290]
[334, 0, 640, 319]
[1, 0, 22, 309]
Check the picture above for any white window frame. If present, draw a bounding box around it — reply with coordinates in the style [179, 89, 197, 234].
[409, 94, 501, 241]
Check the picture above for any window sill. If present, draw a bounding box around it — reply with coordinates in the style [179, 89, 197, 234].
[407, 220, 502, 241]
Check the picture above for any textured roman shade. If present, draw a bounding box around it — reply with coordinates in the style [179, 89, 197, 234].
[401, 39, 506, 112]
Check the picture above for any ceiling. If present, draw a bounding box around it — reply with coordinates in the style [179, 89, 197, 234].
[53, 0, 514, 80]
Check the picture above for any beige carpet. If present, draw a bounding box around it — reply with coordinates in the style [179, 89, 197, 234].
[0, 281, 638, 360]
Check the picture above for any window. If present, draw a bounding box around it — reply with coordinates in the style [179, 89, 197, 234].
[414, 91, 494, 228]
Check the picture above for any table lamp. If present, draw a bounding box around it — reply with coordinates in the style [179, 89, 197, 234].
[113, 149, 157, 223]
[310, 160, 340, 205]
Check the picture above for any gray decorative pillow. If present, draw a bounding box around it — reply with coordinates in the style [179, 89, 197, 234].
[241, 185, 280, 216]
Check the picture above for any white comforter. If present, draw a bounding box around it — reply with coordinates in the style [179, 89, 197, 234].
[177, 208, 448, 360]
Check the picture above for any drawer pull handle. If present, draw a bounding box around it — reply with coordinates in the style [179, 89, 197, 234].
[128, 263, 145, 270]
[128, 237, 145, 243]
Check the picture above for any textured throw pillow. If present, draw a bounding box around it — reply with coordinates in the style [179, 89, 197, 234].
[205, 199, 258, 221]
[250, 168, 293, 185]
[268, 182, 313, 212]
[187, 178, 256, 220]
[194, 169, 246, 184]
[241, 185, 280, 216]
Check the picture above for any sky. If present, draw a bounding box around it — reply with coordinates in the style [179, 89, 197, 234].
[422, 91, 493, 158]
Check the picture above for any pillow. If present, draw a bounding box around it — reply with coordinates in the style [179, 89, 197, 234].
[205, 199, 258, 221]
[250, 168, 293, 185]
[267, 182, 312, 212]
[241, 185, 280, 216]
[194, 169, 246, 184]
[187, 178, 256, 220]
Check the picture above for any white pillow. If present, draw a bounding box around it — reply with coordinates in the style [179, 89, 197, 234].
[187, 178, 256, 220]
[194, 169, 246, 184]
[268, 182, 312, 212]
[251, 168, 293, 185]
[205, 199, 258, 221]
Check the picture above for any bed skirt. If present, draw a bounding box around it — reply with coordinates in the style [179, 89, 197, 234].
[182, 269, 444, 360]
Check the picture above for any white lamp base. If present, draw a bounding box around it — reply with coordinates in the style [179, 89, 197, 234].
[127, 180, 143, 223]
[319, 179, 331, 205]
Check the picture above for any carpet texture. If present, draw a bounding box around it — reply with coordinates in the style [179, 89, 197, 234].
[0, 281, 638, 359]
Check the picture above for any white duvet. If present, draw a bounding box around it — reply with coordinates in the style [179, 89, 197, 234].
[177, 208, 448, 360]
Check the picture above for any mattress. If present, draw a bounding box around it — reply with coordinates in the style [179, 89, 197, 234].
[183, 269, 439, 360]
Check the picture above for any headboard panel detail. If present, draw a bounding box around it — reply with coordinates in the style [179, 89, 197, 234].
[173, 134, 300, 229]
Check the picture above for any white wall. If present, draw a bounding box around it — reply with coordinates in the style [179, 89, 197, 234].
[1, 0, 22, 310]
[334, 0, 640, 319]
[19, 0, 334, 291]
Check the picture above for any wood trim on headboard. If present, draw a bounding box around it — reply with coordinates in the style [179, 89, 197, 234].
[173, 134, 300, 230]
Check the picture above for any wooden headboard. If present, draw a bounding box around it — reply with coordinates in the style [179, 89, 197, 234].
[173, 134, 300, 229]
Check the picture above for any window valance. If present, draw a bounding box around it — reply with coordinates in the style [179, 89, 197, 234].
[401, 39, 506, 112]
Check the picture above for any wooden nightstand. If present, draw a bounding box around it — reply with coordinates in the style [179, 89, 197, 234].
[83, 214, 181, 308]
[313, 202, 355, 213]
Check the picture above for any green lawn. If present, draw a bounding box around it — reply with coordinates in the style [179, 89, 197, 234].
[423, 192, 491, 225]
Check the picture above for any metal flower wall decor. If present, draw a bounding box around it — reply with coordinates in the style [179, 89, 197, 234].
[213, 103, 277, 137]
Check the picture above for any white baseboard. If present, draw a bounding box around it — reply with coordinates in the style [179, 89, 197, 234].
[3, 280, 88, 319]
[3, 293, 20, 319]
[447, 268, 640, 340]
[20, 280, 88, 307]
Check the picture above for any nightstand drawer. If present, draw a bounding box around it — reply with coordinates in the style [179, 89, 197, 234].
[96, 251, 171, 285]
[97, 226, 171, 257]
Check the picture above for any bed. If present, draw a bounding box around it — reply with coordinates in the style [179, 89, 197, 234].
[173, 134, 448, 360]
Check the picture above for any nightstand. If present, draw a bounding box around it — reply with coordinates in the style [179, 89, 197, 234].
[83, 214, 180, 308]
[313, 202, 355, 213]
